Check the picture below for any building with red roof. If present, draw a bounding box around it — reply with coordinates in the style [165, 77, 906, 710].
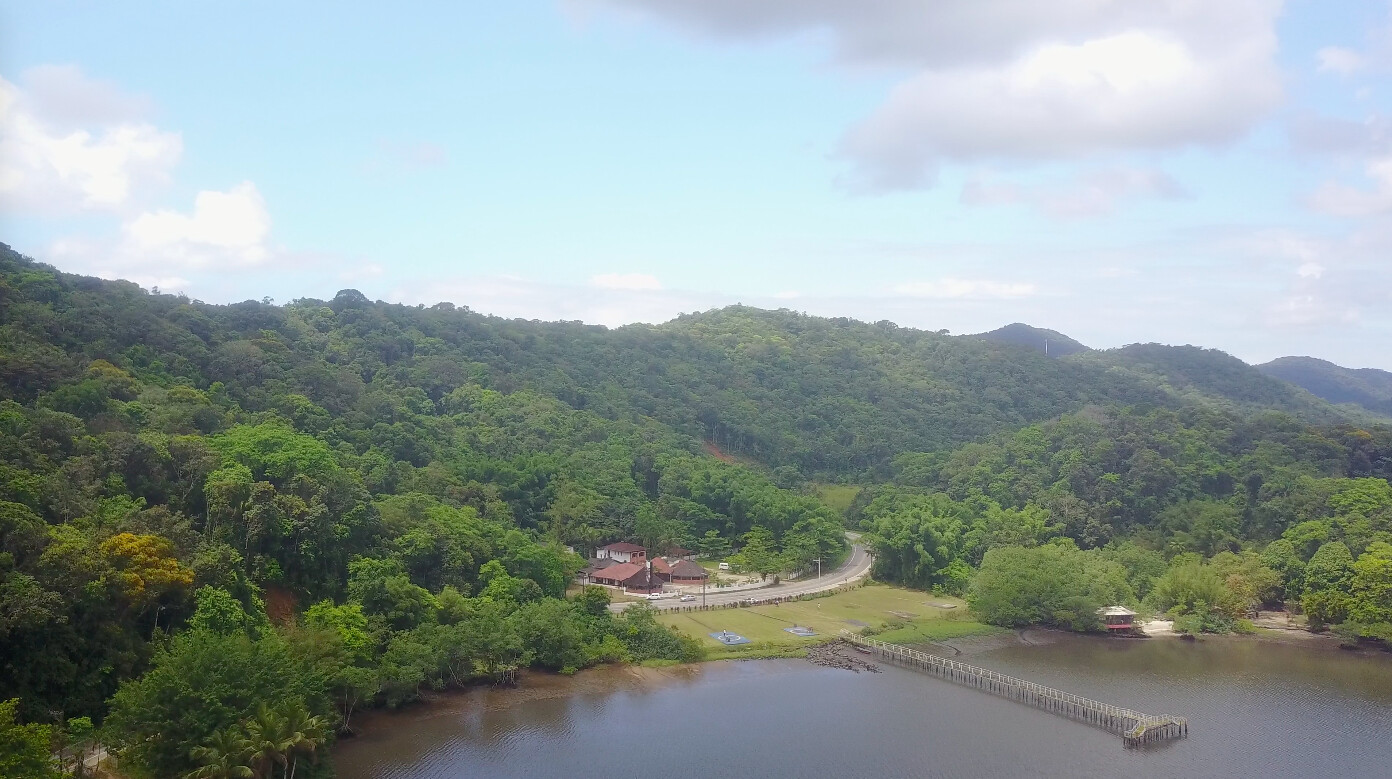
[596, 542, 647, 564]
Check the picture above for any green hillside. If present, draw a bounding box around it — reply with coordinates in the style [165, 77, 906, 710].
[969, 322, 1091, 357]
[1070, 343, 1367, 424]
[1259, 356, 1392, 417]
[2, 244, 1391, 776]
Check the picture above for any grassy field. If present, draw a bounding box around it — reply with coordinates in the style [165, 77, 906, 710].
[657, 583, 1003, 658]
[812, 483, 862, 516]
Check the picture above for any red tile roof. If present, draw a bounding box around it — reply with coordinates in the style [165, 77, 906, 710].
[591, 562, 642, 583]
[600, 542, 646, 553]
[668, 560, 708, 579]
[649, 557, 673, 574]
[620, 568, 662, 590]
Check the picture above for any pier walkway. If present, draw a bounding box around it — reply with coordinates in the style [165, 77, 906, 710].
[841, 632, 1187, 746]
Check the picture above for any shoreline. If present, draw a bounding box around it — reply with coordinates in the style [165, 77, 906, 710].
[336, 622, 1389, 753]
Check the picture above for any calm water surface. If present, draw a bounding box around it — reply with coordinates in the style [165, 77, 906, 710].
[336, 635, 1392, 778]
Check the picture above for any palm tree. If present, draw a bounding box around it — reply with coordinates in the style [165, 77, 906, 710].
[282, 707, 331, 779]
[243, 704, 295, 779]
[186, 728, 255, 779]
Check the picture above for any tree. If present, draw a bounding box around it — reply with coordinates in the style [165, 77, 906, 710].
[187, 728, 254, 779]
[1149, 556, 1249, 630]
[574, 585, 611, 618]
[281, 706, 329, 779]
[731, 527, 780, 580]
[969, 546, 1132, 631]
[1349, 542, 1392, 625]
[99, 531, 195, 615]
[0, 698, 57, 779]
[696, 529, 730, 561]
[864, 500, 970, 593]
[1302, 541, 1356, 628]
[189, 586, 264, 637]
[243, 704, 294, 779]
[104, 630, 324, 779]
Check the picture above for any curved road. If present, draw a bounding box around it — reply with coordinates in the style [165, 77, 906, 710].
[613, 533, 872, 612]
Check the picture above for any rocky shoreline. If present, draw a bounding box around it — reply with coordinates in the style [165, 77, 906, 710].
[804, 639, 881, 672]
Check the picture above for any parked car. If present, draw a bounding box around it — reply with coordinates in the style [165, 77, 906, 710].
[718, 562, 730, 570]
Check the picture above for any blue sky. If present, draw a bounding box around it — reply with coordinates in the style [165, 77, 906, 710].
[2, 1, 1390, 367]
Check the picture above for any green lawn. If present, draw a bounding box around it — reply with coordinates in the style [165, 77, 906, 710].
[812, 483, 862, 515]
[658, 583, 1002, 658]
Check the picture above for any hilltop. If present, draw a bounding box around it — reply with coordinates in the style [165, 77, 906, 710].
[1258, 356, 1392, 417]
[969, 323, 1090, 357]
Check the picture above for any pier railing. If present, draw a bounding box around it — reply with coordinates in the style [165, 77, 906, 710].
[840, 632, 1187, 746]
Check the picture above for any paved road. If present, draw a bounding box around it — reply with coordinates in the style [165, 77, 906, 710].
[612, 533, 872, 612]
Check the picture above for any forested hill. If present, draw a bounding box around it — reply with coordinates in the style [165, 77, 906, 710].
[1259, 356, 1392, 417]
[1067, 343, 1372, 425]
[3, 245, 1392, 767]
[0, 246, 1372, 481]
[969, 323, 1090, 357]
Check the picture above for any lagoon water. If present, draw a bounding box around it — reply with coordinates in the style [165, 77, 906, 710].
[335, 635, 1392, 779]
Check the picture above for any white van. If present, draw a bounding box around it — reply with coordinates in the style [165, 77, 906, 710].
[718, 562, 730, 570]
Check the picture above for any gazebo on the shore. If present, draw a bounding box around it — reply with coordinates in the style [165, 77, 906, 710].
[1097, 606, 1137, 632]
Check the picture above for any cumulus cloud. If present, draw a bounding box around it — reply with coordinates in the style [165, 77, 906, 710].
[0, 68, 181, 213]
[590, 273, 664, 290]
[585, 0, 1282, 190]
[961, 167, 1188, 218]
[125, 182, 273, 266]
[48, 182, 280, 294]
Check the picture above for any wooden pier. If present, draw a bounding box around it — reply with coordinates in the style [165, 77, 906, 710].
[841, 632, 1187, 746]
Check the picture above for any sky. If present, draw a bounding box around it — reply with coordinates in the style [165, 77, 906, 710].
[2, 1, 1391, 368]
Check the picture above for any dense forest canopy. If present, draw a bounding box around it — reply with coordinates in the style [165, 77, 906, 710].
[2, 243, 1390, 777]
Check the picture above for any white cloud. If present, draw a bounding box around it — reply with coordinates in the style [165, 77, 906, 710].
[48, 182, 280, 294]
[1317, 46, 1366, 75]
[1297, 262, 1326, 279]
[590, 273, 664, 290]
[125, 182, 273, 267]
[0, 69, 181, 213]
[1310, 156, 1392, 216]
[961, 167, 1188, 218]
[892, 278, 1037, 300]
[586, 1, 1283, 190]
[842, 29, 1278, 189]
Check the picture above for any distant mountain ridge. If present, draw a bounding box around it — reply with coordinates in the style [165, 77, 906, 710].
[968, 323, 1090, 357]
[1067, 343, 1374, 425]
[1258, 356, 1392, 417]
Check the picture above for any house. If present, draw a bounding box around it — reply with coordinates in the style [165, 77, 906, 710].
[666, 559, 709, 585]
[618, 567, 663, 594]
[648, 557, 673, 577]
[596, 542, 647, 564]
[588, 562, 665, 594]
[1098, 606, 1137, 632]
[579, 557, 618, 580]
[590, 562, 643, 587]
[666, 546, 698, 561]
